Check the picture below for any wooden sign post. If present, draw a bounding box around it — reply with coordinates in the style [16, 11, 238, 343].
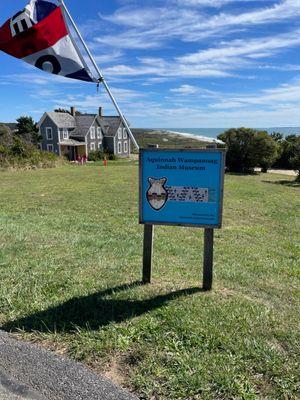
[143, 224, 154, 284]
[139, 148, 225, 290]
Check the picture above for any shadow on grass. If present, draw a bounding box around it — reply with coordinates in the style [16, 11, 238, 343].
[2, 281, 203, 333]
[262, 179, 300, 187]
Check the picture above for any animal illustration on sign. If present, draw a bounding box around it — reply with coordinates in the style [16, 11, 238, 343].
[146, 177, 168, 211]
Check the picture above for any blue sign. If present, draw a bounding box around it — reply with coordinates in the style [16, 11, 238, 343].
[139, 149, 225, 228]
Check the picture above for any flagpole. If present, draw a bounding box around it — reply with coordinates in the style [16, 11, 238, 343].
[58, 0, 139, 150]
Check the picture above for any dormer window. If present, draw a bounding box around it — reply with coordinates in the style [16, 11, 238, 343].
[90, 127, 95, 139]
[97, 127, 101, 139]
[123, 128, 127, 139]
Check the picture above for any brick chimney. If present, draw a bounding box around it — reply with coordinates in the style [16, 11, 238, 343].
[98, 107, 103, 118]
[70, 106, 76, 116]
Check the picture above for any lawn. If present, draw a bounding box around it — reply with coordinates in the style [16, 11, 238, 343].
[0, 161, 299, 400]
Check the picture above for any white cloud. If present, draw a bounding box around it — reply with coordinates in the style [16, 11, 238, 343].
[175, 0, 270, 7]
[179, 29, 300, 64]
[209, 78, 300, 110]
[94, 0, 300, 49]
[170, 85, 199, 94]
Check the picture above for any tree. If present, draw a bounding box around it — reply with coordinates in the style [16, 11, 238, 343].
[289, 136, 300, 181]
[270, 132, 284, 144]
[54, 108, 70, 113]
[273, 135, 298, 169]
[0, 124, 11, 146]
[218, 127, 278, 173]
[0, 124, 12, 158]
[16, 116, 41, 145]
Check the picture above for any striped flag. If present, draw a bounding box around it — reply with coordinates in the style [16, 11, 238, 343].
[0, 0, 96, 82]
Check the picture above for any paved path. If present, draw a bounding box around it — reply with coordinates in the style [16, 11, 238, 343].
[0, 370, 45, 400]
[0, 331, 137, 400]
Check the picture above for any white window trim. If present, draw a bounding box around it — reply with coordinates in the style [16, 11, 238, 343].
[63, 129, 68, 140]
[90, 127, 96, 140]
[90, 142, 95, 151]
[123, 141, 128, 153]
[97, 127, 101, 139]
[117, 141, 122, 154]
[98, 142, 102, 149]
[46, 127, 53, 140]
[123, 128, 127, 139]
[117, 127, 122, 139]
[47, 144, 54, 152]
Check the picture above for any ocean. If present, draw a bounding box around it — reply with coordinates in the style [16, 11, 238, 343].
[159, 127, 300, 140]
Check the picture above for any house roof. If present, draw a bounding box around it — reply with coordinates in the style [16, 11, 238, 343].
[75, 115, 96, 127]
[47, 112, 75, 128]
[40, 111, 124, 138]
[98, 116, 121, 137]
[60, 139, 86, 146]
[68, 115, 97, 138]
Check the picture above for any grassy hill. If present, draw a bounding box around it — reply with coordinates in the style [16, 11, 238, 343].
[132, 128, 217, 150]
[0, 162, 299, 399]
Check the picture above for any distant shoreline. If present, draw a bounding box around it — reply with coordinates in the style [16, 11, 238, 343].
[166, 130, 224, 144]
[149, 127, 300, 139]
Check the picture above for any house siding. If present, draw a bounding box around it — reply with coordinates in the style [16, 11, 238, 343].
[58, 127, 73, 142]
[114, 123, 130, 158]
[86, 120, 103, 155]
[40, 116, 60, 155]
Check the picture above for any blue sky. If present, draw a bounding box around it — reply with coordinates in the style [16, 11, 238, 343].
[0, 0, 300, 128]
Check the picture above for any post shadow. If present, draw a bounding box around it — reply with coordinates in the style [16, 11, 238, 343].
[2, 281, 203, 334]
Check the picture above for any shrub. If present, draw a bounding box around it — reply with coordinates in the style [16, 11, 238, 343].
[88, 149, 104, 161]
[107, 153, 117, 161]
[218, 128, 278, 173]
[0, 136, 64, 170]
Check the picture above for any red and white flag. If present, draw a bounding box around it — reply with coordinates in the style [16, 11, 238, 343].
[0, 0, 96, 82]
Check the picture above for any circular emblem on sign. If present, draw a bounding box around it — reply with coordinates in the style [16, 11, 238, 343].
[35, 55, 61, 74]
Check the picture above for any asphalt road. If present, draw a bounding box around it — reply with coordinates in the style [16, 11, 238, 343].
[0, 331, 137, 400]
[0, 370, 45, 400]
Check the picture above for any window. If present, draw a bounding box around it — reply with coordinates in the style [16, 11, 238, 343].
[98, 142, 102, 149]
[97, 127, 101, 139]
[46, 127, 53, 140]
[90, 127, 95, 139]
[118, 127, 122, 139]
[47, 144, 54, 152]
[63, 129, 68, 140]
[117, 141, 122, 154]
[123, 128, 127, 139]
[123, 141, 128, 153]
[90, 142, 95, 151]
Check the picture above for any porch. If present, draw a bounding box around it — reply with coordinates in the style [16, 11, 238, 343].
[60, 140, 86, 161]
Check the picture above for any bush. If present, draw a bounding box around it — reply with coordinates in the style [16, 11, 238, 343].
[0, 136, 64, 170]
[218, 128, 278, 173]
[88, 149, 104, 161]
[107, 153, 117, 161]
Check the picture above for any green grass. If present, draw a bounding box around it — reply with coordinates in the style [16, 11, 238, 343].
[132, 129, 211, 149]
[0, 162, 299, 399]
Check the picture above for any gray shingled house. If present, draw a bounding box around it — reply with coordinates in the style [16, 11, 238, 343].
[38, 107, 131, 160]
